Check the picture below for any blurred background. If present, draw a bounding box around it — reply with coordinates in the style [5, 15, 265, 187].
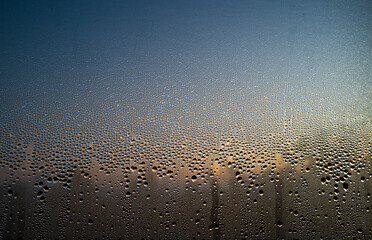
[0, 0, 371, 239]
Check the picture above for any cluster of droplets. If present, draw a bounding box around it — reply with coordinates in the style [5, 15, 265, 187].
[0, 79, 371, 239]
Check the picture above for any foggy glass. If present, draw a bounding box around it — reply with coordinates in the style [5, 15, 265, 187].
[0, 0, 371, 239]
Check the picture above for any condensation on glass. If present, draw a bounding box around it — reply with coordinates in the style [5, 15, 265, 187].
[0, 0, 371, 239]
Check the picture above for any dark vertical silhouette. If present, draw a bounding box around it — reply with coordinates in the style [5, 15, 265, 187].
[210, 177, 220, 240]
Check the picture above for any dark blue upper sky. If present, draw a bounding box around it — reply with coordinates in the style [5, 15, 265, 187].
[0, 0, 370, 100]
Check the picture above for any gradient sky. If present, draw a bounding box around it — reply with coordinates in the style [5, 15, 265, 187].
[0, 0, 370, 118]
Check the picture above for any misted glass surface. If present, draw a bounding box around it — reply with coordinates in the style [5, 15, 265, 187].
[0, 0, 371, 239]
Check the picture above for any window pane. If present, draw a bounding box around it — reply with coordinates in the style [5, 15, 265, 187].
[0, 0, 371, 239]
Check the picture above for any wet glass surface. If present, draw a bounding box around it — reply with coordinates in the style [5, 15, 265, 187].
[0, 0, 371, 239]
